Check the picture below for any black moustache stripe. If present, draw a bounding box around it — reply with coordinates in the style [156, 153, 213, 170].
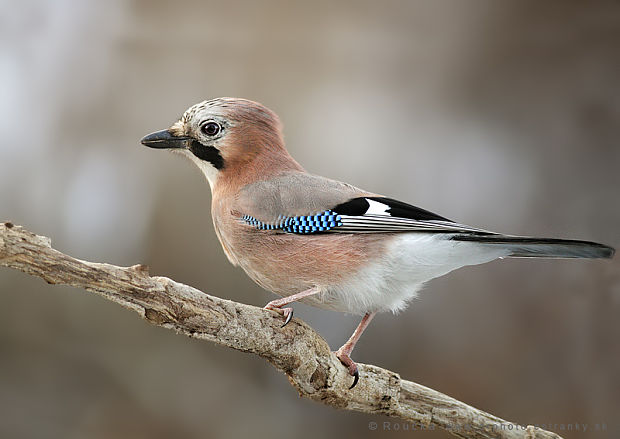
[189, 140, 224, 170]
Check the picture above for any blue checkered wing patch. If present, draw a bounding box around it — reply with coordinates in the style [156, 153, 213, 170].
[241, 210, 343, 234]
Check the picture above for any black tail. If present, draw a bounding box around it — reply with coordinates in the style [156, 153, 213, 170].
[451, 235, 615, 259]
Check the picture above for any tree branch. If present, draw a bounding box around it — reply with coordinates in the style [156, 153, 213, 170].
[0, 222, 562, 439]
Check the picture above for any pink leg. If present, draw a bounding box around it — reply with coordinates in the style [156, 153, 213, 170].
[335, 312, 376, 389]
[264, 287, 320, 327]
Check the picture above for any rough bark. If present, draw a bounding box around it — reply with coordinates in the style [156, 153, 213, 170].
[0, 222, 563, 439]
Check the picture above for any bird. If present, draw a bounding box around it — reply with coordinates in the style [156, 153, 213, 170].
[141, 97, 615, 389]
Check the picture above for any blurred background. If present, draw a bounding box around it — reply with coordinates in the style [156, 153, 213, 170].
[1, 1, 619, 438]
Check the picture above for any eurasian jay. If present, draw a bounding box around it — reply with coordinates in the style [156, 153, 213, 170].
[141, 97, 614, 388]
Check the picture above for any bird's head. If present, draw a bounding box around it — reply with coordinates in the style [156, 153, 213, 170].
[141, 97, 301, 190]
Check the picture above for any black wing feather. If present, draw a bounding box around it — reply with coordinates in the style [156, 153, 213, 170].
[329, 197, 492, 234]
[332, 197, 452, 222]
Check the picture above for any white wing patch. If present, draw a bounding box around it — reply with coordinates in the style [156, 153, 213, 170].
[364, 199, 391, 216]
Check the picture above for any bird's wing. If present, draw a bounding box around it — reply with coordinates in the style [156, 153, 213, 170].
[326, 197, 493, 234]
[236, 172, 374, 220]
[236, 173, 493, 235]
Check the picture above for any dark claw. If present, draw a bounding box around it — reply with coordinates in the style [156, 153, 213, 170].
[349, 369, 359, 389]
[281, 308, 293, 327]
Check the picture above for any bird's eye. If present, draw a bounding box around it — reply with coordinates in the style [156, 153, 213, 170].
[201, 122, 221, 136]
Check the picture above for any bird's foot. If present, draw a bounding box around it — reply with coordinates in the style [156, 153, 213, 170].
[264, 301, 294, 327]
[335, 348, 359, 389]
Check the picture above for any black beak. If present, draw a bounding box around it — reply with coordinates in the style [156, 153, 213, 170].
[141, 130, 191, 149]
